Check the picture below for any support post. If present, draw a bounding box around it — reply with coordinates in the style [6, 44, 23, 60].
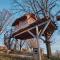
[36, 26, 41, 60]
[45, 35, 52, 60]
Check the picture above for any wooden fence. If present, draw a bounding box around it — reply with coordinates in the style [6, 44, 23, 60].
[0, 53, 33, 60]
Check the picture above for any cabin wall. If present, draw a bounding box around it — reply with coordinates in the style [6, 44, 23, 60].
[13, 14, 36, 33]
[16, 17, 36, 29]
[27, 17, 36, 24]
[27, 14, 36, 24]
[13, 20, 29, 32]
[19, 21, 29, 29]
[15, 23, 19, 32]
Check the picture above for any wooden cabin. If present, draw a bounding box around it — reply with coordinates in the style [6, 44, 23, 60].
[12, 13, 37, 32]
[12, 13, 57, 40]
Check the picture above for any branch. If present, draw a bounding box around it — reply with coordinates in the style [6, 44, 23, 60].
[21, 40, 25, 47]
[49, 4, 56, 14]
[55, 10, 60, 16]
[36, 0, 45, 16]
[40, 37, 45, 42]
[49, 0, 58, 7]
[13, 0, 28, 13]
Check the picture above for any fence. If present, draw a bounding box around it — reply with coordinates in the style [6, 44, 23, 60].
[0, 53, 33, 60]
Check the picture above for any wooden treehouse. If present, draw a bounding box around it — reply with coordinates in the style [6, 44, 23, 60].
[12, 13, 57, 40]
[10, 13, 57, 60]
[2, 13, 57, 60]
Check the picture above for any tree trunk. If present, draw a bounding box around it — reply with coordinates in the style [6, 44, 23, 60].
[8, 38, 11, 50]
[45, 40, 51, 59]
[20, 40, 22, 51]
[14, 39, 17, 51]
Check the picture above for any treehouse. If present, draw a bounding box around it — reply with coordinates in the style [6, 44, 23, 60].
[12, 13, 57, 40]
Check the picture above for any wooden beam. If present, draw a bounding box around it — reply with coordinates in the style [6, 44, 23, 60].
[40, 37, 45, 42]
[36, 26, 39, 36]
[14, 20, 48, 37]
[38, 30, 42, 36]
[36, 25, 40, 60]
[39, 20, 51, 37]
[27, 30, 36, 38]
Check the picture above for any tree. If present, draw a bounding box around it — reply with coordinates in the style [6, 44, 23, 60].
[4, 28, 12, 50]
[11, 0, 60, 59]
[14, 39, 25, 51]
[0, 9, 13, 50]
[0, 9, 12, 32]
[11, 0, 60, 18]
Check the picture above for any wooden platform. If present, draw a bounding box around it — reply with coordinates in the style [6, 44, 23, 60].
[12, 17, 57, 40]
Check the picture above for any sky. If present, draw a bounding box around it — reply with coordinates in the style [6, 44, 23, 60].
[0, 0, 60, 53]
[0, 0, 11, 10]
[0, 0, 11, 46]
